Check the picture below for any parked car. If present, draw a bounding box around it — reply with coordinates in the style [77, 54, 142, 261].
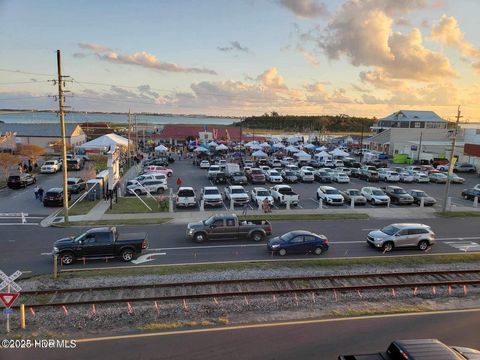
[349, 168, 361, 178]
[378, 169, 400, 182]
[340, 189, 367, 206]
[200, 186, 223, 207]
[211, 171, 227, 185]
[399, 171, 414, 183]
[359, 170, 380, 182]
[298, 169, 315, 182]
[247, 168, 267, 184]
[41, 160, 62, 174]
[267, 230, 329, 256]
[224, 185, 250, 205]
[361, 187, 390, 205]
[127, 179, 168, 195]
[408, 189, 437, 206]
[334, 167, 352, 176]
[281, 170, 298, 183]
[259, 165, 271, 175]
[229, 171, 248, 185]
[332, 172, 350, 183]
[270, 184, 299, 206]
[175, 187, 197, 208]
[7, 174, 36, 189]
[143, 165, 173, 177]
[266, 169, 283, 183]
[447, 173, 465, 184]
[383, 185, 414, 205]
[280, 157, 294, 167]
[284, 164, 300, 177]
[199, 160, 210, 169]
[316, 186, 344, 205]
[186, 214, 272, 243]
[67, 177, 86, 194]
[268, 159, 282, 168]
[67, 158, 84, 171]
[314, 169, 333, 183]
[43, 188, 70, 207]
[454, 163, 477, 173]
[320, 160, 335, 168]
[53, 227, 148, 265]
[461, 188, 480, 200]
[367, 223, 435, 252]
[243, 160, 254, 168]
[431, 158, 449, 167]
[413, 171, 430, 183]
[207, 165, 221, 179]
[428, 172, 447, 183]
[250, 187, 274, 206]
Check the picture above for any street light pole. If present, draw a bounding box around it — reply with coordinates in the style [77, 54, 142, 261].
[57, 50, 69, 223]
[441, 106, 462, 212]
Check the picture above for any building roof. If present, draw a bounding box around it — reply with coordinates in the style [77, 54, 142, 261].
[381, 110, 446, 123]
[0, 123, 83, 138]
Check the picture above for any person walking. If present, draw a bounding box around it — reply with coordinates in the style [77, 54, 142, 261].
[37, 187, 44, 202]
[34, 185, 39, 199]
[242, 202, 248, 216]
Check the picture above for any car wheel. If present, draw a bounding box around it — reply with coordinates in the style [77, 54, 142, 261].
[121, 248, 134, 262]
[316, 193, 320, 200]
[194, 232, 207, 243]
[60, 252, 74, 265]
[371, 199, 376, 205]
[464, 195, 468, 200]
[168, 172, 172, 177]
[157, 188, 164, 194]
[314, 247, 323, 255]
[382, 242, 394, 252]
[418, 240, 429, 251]
[278, 248, 287, 256]
[251, 231, 264, 242]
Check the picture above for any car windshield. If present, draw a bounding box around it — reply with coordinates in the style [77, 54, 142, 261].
[270, 171, 279, 175]
[415, 191, 426, 197]
[372, 190, 384, 195]
[231, 188, 245, 194]
[349, 190, 360, 195]
[203, 216, 217, 226]
[279, 232, 297, 241]
[232, 172, 244, 176]
[381, 225, 400, 235]
[252, 169, 262, 174]
[325, 189, 339, 194]
[393, 189, 406, 194]
[204, 189, 219, 195]
[257, 190, 270, 196]
[210, 166, 220, 171]
[178, 190, 194, 197]
[67, 180, 77, 185]
[44, 161, 55, 165]
[285, 172, 294, 176]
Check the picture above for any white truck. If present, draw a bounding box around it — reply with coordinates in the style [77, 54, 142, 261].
[224, 163, 240, 177]
[270, 184, 299, 206]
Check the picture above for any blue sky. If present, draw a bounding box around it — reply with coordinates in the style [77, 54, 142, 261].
[1, 0, 480, 120]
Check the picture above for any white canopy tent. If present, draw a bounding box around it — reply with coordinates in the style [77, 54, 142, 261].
[245, 141, 259, 147]
[316, 146, 327, 151]
[285, 145, 299, 153]
[194, 147, 209, 153]
[260, 142, 271, 148]
[155, 144, 168, 152]
[207, 141, 218, 147]
[330, 148, 349, 157]
[294, 150, 312, 160]
[314, 151, 332, 161]
[251, 150, 268, 158]
[304, 143, 316, 150]
[250, 144, 263, 150]
[215, 144, 228, 151]
[79, 133, 130, 151]
[272, 142, 285, 149]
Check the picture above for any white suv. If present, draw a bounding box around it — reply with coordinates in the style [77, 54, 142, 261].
[127, 180, 168, 195]
[224, 185, 249, 205]
[251, 187, 274, 206]
[176, 187, 197, 208]
[316, 186, 344, 205]
[200, 186, 223, 207]
[41, 160, 61, 174]
[361, 187, 390, 205]
[378, 170, 400, 182]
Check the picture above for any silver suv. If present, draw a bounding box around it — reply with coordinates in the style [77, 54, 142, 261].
[367, 223, 435, 252]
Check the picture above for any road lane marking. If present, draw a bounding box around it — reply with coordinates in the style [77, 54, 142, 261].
[0, 223, 39, 226]
[75, 308, 480, 344]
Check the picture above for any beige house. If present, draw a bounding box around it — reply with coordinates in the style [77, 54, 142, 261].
[0, 123, 86, 150]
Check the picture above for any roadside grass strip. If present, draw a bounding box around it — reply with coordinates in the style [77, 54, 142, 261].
[239, 213, 369, 221]
[435, 211, 480, 218]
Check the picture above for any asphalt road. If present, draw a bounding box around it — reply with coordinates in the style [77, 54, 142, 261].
[3, 309, 480, 359]
[2, 217, 480, 276]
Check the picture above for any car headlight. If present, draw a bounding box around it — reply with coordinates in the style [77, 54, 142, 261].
[374, 238, 383, 242]
[53, 246, 59, 253]
[187, 228, 195, 235]
[270, 244, 280, 249]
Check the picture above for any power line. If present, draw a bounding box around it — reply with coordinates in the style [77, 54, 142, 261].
[0, 81, 50, 85]
[0, 68, 55, 77]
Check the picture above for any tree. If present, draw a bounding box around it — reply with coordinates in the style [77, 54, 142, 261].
[0, 153, 20, 180]
[18, 144, 46, 166]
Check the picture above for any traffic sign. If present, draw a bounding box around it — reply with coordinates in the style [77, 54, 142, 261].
[0, 293, 19, 308]
[3, 308, 13, 315]
[0, 270, 22, 292]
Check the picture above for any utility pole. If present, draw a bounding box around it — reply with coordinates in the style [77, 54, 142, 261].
[441, 106, 462, 212]
[56, 50, 70, 223]
[127, 110, 131, 166]
[134, 114, 138, 154]
[359, 120, 364, 164]
[417, 131, 423, 163]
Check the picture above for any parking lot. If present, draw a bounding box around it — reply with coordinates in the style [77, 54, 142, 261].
[130, 157, 480, 213]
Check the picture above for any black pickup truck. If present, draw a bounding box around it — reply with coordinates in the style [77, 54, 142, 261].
[186, 214, 272, 243]
[338, 339, 480, 360]
[53, 227, 148, 265]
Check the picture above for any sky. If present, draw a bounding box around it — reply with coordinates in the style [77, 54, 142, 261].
[1, 0, 480, 120]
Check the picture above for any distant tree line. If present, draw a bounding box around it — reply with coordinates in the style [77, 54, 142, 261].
[237, 113, 376, 132]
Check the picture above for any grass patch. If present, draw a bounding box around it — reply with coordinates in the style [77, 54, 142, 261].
[56, 218, 173, 227]
[68, 199, 99, 216]
[435, 211, 480, 218]
[106, 196, 168, 214]
[138, 318, 229, 331]
[0, 180, 6, 189]
[239, 213, 369, 221]
[330, 306, 431, 317]
[53, 253, 480, 279]
[89, 155, 108, 173]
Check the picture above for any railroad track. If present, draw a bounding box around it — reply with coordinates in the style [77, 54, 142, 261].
[16, 269, 480, 308]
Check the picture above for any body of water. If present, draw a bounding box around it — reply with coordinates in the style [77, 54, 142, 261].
[0, 111, 240, 125]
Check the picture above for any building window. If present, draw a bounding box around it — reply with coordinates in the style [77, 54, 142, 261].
[414, 122, 421, 128]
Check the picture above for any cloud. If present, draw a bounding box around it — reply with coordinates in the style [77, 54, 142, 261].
[217, 41, 250, 53]
[256, 67, 288, 90]
[395, 17, 411, 27]
[314, 0, 455, 81]
[138, 84, 160, 99]
[360, 70, 407, 91]
[77, 42, 217, 75]
[277, 0, 328, 18]
[300, 49, 320, 67]
[72, 52, 87, 58]
[429, 15, 480, 58]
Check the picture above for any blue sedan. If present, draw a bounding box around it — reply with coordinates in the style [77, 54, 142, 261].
[267, 230, 329, 256]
